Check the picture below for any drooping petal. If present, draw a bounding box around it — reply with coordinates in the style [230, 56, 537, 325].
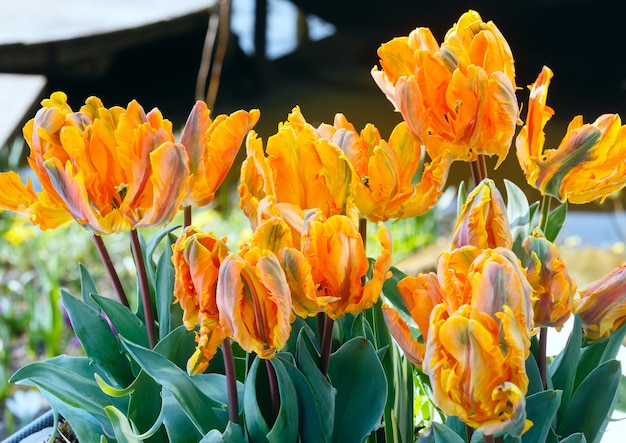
[382, 304, 425, 367]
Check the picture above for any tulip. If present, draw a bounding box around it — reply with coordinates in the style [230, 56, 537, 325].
[371, 10, 518, 166]
[451, 178, 513, 249]
[0, 92, 190, 234]
[217, 247, 292, 359]
[516, 66, 626, 203]
[178, 101, 260, 207]
[524, 231, 576, 330]
[317, 116, 450, 222]
[575, 263, 626, 340]
[172, 226, 230, 374]
[238, 106, 358, 233]
[426, 304, 530, 436]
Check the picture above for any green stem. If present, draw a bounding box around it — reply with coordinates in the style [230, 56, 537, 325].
[221, 339, 239, 423]
[92, 234, 129, 308]
[266, 358, 280, 422]
[538, 194, 552, 233]
[130, 229, 157, 348]
[537, 194, 552, 390]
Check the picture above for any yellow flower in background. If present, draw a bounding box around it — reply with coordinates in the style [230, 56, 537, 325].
[179, 101, 260, 207]
[575, 264, 626, 340]
[451, 178, 513, 250]
[238, 107, 358, 233]
[216, 242, 292, 359]
[0, 92, 190, 234]
[371, 10, 518, 166]
[172, 226, 230, 374]
[516, 66, 626, 204]
[317, 116, 450, 222]
[426, 304, 530, 436]
[290, 210, 392, 319]
[524, 231, 576, 330]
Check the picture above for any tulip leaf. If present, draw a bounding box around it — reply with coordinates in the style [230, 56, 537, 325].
[417, 422, 466, 443]
[155, 233, 181, 340]
[382, 265, 411, 318]
[161, 389, 204, 443]
[505, 179, 532, 259]
[615, 375, 626, 413]
[522, 390, 562, 443]
[457, 181, 467, 219]
[127, 370, 168, 442]
[105, 405, 142, 443]
[243, 356, 299, 443]
[557, 359, 621, 443]
[153, 324, 198, 370]
[544, 201, 567, 242]
[144, 225, 181, 283]
[121, 336, 226, 435]
[525, 352, 544, 396]
[79, 262, 101, 310]
[328, 337, 387, 443]
[200, 422, 246, 442]
[91, 293, 149, 348]
[559, 433, 587, 443]
[61, 290, 134, 387]
[444, 416, 467, 442]
[549, 315, 582, 418]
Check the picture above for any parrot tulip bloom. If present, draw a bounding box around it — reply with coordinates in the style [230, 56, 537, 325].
[516, 66, 626, 203]
[426, 304, 530, 436]
[575, 264, 626, 340]
[238, 106, 358, 233]
[451, 178, 513, 249]
[172, 227, 231, 374]
[0, 92, 190, 234]
[371, 10, 518, 166]
[317, 116, 450, 222]
[216, 246, 292, 359]
[524, 231, 576, 330]
[179, 101, 260, 207]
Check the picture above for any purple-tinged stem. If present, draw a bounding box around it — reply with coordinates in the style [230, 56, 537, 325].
[221, 339, 239, 423]
[129, 229, 157, 348]
[92, 234, 129, 308]
[319, 313, 334, 377]
[266, 358, 280, 422]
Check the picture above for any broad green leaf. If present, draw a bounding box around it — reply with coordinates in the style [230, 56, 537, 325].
[457, 181, 467, 219]
[522, 390, 561, 443]
[105, 405, 142, 443]
[243, 357, 299, 443]
[382, 266, 410, 318]
[128, 370, 168, 442]
[61, 290, 134, 387]
[615, 375, 626, 413]
[161, 389, 203, 443]
[200, 421, 246, 442]
[525, 352, 544, 396]
[444, 416, 467, 442]
[549, 315, 581, 421]
[121, 337, 225, 435]
[153, 324, 198, 370]
[79, 263, 100, 310]
[155, 233, 180, 340]
[417, 422, 466, 443]
[144, 225, 181, 287]
[557, 359, 621, 443]
[43, 392, 109, 442]
[505, 178, 532, 259]
[559, 433, 587, 443]
[544, 202, 567, 242]
[328, 337, 387, 443]
[92, 293, 149, 348]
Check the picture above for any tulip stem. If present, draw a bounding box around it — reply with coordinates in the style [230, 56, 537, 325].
[469, 154, 488, 187]
[319, 313, 334, 376]
[183, 206, 192, 229]
[539, 326, 548, 389]
[130, 229, 157, 348]
[483, 434, 495, 443]
[359, 218, 367, 252]
[92, 234, 130, 308]
[538, 194, 552, 233]
[221, 339, 239, 423]
[265, 358, 280, 421]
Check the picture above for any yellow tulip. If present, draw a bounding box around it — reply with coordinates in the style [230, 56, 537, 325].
[172, 226, 230, 374]
[426, 304, 530, 436]
[451, 178, 513, 249]
[524, 231, 576, 330]
[516, 66, 626, 203]
[216, 246, 292, 359]
[575, 263, 626, 340]
[371, 10, 518, 166]
[179, 101, 259, 207]
[0, 92, 190, 234]
[317, 116, 450, 222]
[238, 106, 358, 232]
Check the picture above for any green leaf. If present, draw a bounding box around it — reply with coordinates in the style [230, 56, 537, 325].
[382, 265, 410, 318]
[243, 357, 299, 443]
[105, 405, 142, 443]
[161, 389, 203, 443]
[417, 422, 466, 443]
[153, 324, 198, 370]
[615, 375, 626, 413]
[544, 201, 567, 242]
[121, 337, 226, 435]
[522, 390, 562, 443]
[328, 337, 387, 443]
[61, 290, 134, 387]
[549, 315, 582, 421]
[200, 421, 246, 442]
[559, 433, 587, 443]
[525, 352, 544, 396]
[128, 370, 168, 442]
[505, 179, 532, 259]
[155, 233, 180, 340]
[557, 359, 621, 443]
[457, 181, 467, 219]
[79, 263, 100, 310]
[91, 293, 149, 348]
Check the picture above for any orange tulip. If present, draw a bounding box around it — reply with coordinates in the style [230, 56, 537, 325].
[317, 116, 450, 222]
[0, 92, 189, 233]
[216, 243, 292, 359]
[371, 10, 518, 166]
[172, 226, 231, 374]
[179, 101, 259, 207]
[238, 107, 358, 233]
[516, 66, 626, 203]
[524, 231, 576, 330]
[451, 178, 513, 249]
[575, 264, 626, 340]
